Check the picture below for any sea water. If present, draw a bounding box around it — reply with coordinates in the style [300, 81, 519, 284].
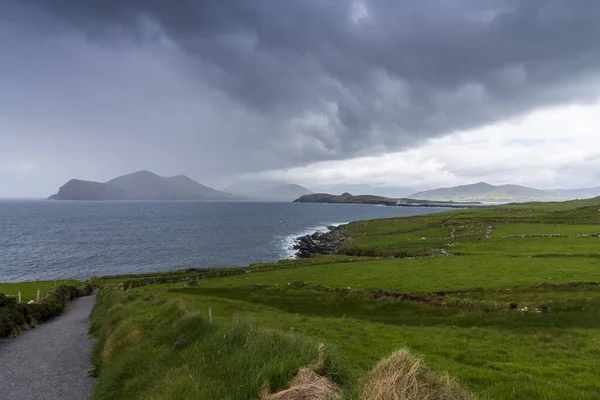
[0, 200, 448, 282]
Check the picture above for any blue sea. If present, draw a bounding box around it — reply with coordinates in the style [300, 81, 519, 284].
[0, 201, 448, 282]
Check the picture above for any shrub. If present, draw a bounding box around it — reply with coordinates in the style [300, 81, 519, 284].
[0, 283, 93, 338]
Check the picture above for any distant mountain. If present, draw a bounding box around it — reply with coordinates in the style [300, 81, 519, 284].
[223, 180, 287, 194]
[408, 182, 564, 202]
[49, 170, 238, 201]
[48, 179, 127, 201]
[223, 180, 312, 201]
[321, 184, 417, 198]
[250, 183, 313, 201]
[547, 187, 600, 199]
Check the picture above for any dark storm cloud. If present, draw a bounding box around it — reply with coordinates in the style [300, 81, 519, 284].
[2, 0, 600, 195]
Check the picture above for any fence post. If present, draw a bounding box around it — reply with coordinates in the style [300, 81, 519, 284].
[208, 307, 212, 323]
[290, 327, 295, 336]
[18, 291, 21, 303]
[233, 311, 238, 326]
[36, 288, 40, 302]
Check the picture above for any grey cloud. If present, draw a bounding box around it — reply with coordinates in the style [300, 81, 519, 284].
[2, 0, 600, 196]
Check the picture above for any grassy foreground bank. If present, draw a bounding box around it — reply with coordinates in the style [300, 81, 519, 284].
[90, 198, 600, 399]
[90, 285, 468, 399]
[4, 198, 600, 398]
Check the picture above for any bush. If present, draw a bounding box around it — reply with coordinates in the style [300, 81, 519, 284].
[0, 283, 93, 338]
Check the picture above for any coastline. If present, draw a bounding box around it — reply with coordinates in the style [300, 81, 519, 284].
[296, 201, 484, 209]
[292, 224, 352, 258]
[391, 202, 484, 209]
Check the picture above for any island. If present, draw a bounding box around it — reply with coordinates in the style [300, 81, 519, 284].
[48, 170, 239, 201]
[293, 192, 483, 208]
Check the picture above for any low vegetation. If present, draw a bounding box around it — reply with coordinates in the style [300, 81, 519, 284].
[90, 285, 471, 399]
[0, 283, 92, 337]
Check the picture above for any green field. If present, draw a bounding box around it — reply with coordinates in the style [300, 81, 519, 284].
[7, 198, 600, 399]
[0, 280, 78, 301]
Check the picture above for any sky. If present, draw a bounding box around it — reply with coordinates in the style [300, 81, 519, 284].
[2, 1, 600, 197]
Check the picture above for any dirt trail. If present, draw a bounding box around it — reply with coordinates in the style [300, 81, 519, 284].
[0, 292, 97, 400]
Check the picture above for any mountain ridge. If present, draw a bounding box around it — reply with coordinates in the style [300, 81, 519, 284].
[49, 171, 238, 201]
[408, 182, 564, 202]
[223, 180, 312, 201]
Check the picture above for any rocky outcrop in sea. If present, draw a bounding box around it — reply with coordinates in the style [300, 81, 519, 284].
[292, 225, 352, 258]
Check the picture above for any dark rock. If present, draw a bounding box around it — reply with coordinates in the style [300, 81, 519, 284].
[174, 334, 185, 350]
[292, 226, 352, 258]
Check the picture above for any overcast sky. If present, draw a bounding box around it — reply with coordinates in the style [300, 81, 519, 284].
[2, 1, 600, 197]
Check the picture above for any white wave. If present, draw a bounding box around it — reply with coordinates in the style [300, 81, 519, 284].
[279, 221, 350, 259]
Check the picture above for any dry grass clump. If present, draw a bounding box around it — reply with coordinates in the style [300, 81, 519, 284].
[262, 344, 341, 400]
[263, 368, 341, 400]
[359, 348, 470, 400]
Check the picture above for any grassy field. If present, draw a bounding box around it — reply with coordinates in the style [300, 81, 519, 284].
[91, 286, 467, 399]
[0, 280, 78, 301]
[126, 283, 599, 399]
[7, 198, 600, 398]
[164, 256, 600, 292]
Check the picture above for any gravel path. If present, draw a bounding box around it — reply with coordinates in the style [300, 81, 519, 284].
[0, 292, 97, 400]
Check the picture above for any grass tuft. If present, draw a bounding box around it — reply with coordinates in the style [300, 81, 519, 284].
[359, 348, 470, 400]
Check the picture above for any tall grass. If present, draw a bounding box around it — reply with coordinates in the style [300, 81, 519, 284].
[90, 286, 350, 400]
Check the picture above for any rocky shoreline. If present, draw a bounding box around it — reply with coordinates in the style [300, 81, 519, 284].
[292, 225, 352, 258]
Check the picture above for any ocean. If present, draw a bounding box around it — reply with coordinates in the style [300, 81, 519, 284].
[0, 200, 448, 282]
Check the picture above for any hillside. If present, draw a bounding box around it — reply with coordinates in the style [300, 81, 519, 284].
[49, 170, 237, 201]
[224, 180, 312, 201]
[409, 182, 564, 202]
